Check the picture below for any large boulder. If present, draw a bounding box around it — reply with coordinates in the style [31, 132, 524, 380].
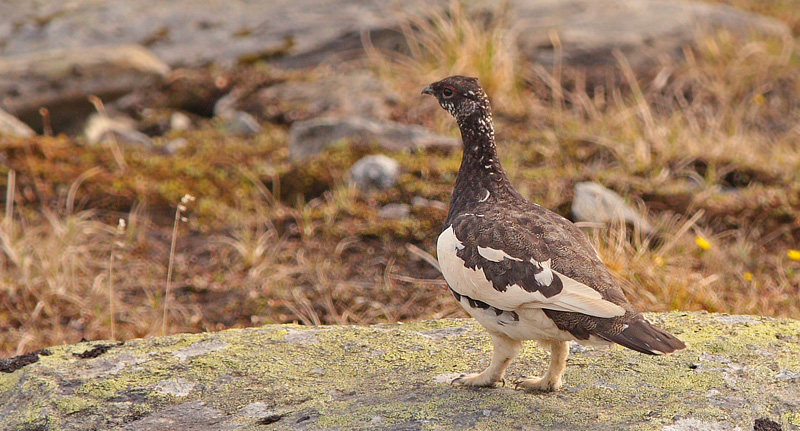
[513, 0, 790, 73]
[288, 116, 459, 161]
[0, 44, 170, 133]
[1, 312, 798, 430]
[0, 0, 788, 73]
[235, 72, 400, 123]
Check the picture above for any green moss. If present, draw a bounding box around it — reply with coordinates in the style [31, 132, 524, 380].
[55, 396, 96, 415]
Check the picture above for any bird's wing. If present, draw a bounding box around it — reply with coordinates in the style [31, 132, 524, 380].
[439, 212, 626, 318]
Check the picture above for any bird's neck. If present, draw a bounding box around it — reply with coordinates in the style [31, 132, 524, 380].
[447, 110, 519, 222]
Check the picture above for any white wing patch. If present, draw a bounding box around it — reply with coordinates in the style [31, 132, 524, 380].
[438, 226, 626, 319]
[531, 271, 626, 318]
[532, 259, 554, 286]
[477, 246, 522, 262]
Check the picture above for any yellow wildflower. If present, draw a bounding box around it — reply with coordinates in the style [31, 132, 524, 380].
[788, 249, 800, 261]
[695, 235, 711, 251]
[654, 256, 665, 267]
[743, 272, 753, 281]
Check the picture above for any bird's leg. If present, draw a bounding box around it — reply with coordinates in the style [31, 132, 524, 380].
[514, 340, 568, 392]
[452, 333, 521, 387]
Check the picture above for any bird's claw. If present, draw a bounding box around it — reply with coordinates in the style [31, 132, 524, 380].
[450, 373, 467, 385]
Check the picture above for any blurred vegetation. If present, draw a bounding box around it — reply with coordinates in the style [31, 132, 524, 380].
[1, 0, 799, 357]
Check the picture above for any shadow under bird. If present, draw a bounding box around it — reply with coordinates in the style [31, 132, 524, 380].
[422, 75, 685, 391]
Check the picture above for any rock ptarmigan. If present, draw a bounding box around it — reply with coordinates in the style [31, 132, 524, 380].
[422, 75, 685, 392]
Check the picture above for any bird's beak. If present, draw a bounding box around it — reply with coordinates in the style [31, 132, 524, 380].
[421, 85, 434, 95]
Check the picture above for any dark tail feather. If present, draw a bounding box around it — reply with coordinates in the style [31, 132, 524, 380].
[599, 315, 686, 355]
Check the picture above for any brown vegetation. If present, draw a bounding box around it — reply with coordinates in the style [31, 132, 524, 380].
[1, 1, 799, 357]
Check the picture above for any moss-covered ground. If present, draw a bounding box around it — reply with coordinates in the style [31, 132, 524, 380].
[0, 312, 798, 430]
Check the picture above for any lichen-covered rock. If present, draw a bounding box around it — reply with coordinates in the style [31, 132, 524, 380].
[0, 312, 798, 430]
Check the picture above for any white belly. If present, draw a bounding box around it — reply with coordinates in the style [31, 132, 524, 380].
[437, 226, 610, 346]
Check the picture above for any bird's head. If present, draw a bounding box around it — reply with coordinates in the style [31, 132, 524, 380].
[422, 76, 491, 123]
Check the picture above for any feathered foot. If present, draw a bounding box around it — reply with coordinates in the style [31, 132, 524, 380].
[513, 340, 568, 392]
[452, 333, 521, 388]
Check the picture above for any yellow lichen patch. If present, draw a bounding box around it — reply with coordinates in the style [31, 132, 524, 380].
[55, 396, 96, 415]
[2, 313, 800, 430]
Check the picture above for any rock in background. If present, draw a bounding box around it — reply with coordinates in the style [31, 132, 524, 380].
[0, 109, 35, 138]
[571, 181, 654, 234]
[289, 116, 459, 161]
[0, 45, 170, 134]
[0, 0, 789, 136]
[0, 0, 788, 72]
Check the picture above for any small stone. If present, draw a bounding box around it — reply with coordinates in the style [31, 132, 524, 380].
[773, 369, 799, 381]
[170, 112, 192, 131]
[173, 340, 228, 361]
[569, 341, 587, 354]
[378, 203, 410, 220]
[411, 196, 448, 211]
[349, 154, 400, 191]
[239, 402, 273, 418]
[222, 111, 262, 136]
[153, 378, 195, 397]
[753, 418, 782, 431]
[0, 108, 35, 138]
[571, 182, 653, 234]
[84, 114, 154, 148]
[164, 137, 189, 155]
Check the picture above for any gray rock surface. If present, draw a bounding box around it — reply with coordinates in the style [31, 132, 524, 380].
[513, 0, 790, 72]
[349, 154, 401, 191]
[0, 0, 787, 73]
[571, 181, 654, 234]
[236, 71, 399, 123]
[0, 109, 35, 138]
[0, 0, 416, 67]
[0, 0, 789, 135]
[289, 116, 459, 161]
[1, 312, 798, 430]
[0, 44, 170, 133]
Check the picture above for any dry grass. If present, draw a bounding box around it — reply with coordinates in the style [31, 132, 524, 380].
[372, 0, 800, 316]
[1, 0, 799, 358]
[367, 0, 522, 111]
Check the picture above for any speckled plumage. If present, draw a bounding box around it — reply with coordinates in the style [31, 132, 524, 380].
[423, 75, 685, 391]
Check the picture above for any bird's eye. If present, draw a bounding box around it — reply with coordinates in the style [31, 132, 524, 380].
[442, 87, 455, 98]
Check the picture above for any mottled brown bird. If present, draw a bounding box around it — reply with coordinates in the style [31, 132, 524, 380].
[423, 75, 685, 391]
